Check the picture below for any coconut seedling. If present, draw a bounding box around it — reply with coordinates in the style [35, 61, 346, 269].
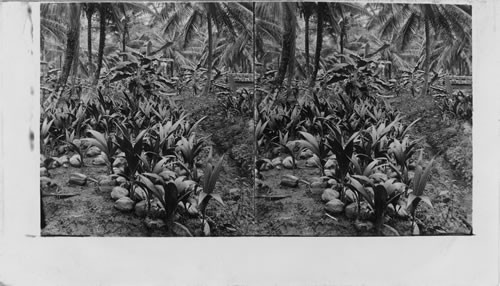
[198, 155, 225, 236]
[254, 119, 269, 150]
[387, 137, 420, 187]
[272, 131, 299, 170]
[114, 123, 149, 182]
[85, 129, 119, 174]
[326, 125, 359, 187]
[136, 173, 193, 236]
[347, 176, 404, 235]
[64, 129, 85, 167]
[176, 134, 206, 181]
[407, 151, 435, 234]
[40, 117, 55, 156]
[297, 131, 331, 176]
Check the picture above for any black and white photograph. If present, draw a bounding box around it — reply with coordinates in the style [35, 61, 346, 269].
[39, 1, 473, 237]
[254, 2, 472, 236]
[40, 2, 256, 236]
[0, 0, 499, 285]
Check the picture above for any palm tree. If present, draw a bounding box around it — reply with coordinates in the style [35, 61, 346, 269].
[83, 3, 97, 76]
[374, 4, 471, 96]
[58, 3, 81, 93]
[255, 2, 298, 87]
[159, 2, 253, 96]
[309, 2, 325, 86]
[299, 3, 316, 77]
[93, 3, 154, 85]
[308, 2, 368, 85]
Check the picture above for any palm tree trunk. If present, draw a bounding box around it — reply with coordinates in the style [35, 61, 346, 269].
[94, 4, 106, 85]
[310, 5, 323, 86]
[304, 13, 310, 77]
[203, 14, 213, 96]
[86, 8, 93, 76]
[275, 5, 295, 86]
[71, 32, 80, 97]
[122, 16, 128, 54]
[58, 3, 81, 95]
[339, 6, 345, 56]
[421, 18, 430, 96]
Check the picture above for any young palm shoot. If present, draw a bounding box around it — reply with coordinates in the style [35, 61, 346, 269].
[114, 123, 149, 181]
[388, 137, 420, 187]
[347, 176, 404, 235]
[64, 129, 85, 167]
[408, 151, 435, 234]
[198, 155, 225, 236]
[176, 134, 206, 181]
[41, 117, 54, 156]
[273, 131, 298, 170]
[327, 125, 359, 186]
[85, 129, 118, 174]
[136, 173, 192, 236]
[297, 131, 330, 176]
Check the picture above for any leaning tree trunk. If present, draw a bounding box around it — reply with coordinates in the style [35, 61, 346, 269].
[421, 18, 431, 97]
[309, 5, 323, 86]
[93, 4, 106, 85]
[304, 12, 310, 77]
[86, 7, 93, 76]
[58, 3, 81, 95]
[203, 14, 213, 97]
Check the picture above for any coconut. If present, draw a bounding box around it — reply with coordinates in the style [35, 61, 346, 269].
[69, 173, 87, 186]
[282, 156, 294, 169]
[114, 197, 134, 212]
[85, 146, 101, 157]
[280, 174, 299, 188]
[111, 186, 129, 200]
[321, 188, 340, 202]
[134, 200, 149, 218]
[325, 199, 345, 214]
[69, 154, 82, 167]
